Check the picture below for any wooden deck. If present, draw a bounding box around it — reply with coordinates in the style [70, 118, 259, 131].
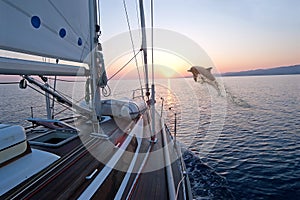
[128, 132, 169, 200]
[1, 114, 188, 200]
[122, 116, 185, 200]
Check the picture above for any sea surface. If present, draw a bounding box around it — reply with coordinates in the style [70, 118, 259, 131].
[0, 75, 299, 199]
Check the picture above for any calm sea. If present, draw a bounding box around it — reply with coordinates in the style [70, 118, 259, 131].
[0, 75, 299, 199]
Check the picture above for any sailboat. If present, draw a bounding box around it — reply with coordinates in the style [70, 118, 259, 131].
[0, 0, 193, 199]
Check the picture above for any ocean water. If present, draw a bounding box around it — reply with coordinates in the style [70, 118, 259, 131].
[0, 75, 299, 199]
[172, 75, 300, 200]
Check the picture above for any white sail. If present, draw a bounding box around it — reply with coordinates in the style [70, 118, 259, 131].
[0, 0, 91, 63]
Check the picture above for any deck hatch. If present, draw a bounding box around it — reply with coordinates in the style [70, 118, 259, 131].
[29, 130, 78, 147]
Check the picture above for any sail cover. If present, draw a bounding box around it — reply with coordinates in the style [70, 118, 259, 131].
[0, 0, 92, 63]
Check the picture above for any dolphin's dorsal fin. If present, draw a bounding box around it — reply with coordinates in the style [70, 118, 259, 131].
[206, 67, 212, 72]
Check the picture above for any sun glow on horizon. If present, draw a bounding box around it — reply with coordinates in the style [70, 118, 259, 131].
[152, 50, 192, 78]
[105, 50, 193, 79]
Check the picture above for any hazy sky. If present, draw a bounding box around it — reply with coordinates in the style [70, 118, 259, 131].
[100, 0, 300, 74]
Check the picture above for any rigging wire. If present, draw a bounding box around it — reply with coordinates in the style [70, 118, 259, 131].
[24, 76, 95, 116]
[123, 0, 144, 98]
[39, 76, 82, 103]
[108, 50, 142, 81]
[49, 76, 87, 102]
[27, 84, 75, 114]
[44, 80, 75, 101]
[22, 75, 93, 118]
[53, 96, 86, 117]
[0, 79, 76, 117]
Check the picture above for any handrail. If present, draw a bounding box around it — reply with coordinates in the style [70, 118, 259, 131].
[165, 123, 193, 200]
[176, 145, 193, 200]
[161, 117, 176, 200]
[132, 87, 146, 99]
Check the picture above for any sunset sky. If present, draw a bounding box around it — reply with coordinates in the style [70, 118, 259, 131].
[100, 0, 300, 76]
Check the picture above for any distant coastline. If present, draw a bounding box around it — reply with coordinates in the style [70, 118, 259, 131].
[221, 65, 300, 77]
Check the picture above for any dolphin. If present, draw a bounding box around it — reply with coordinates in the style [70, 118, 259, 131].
[187, 66, 215, 82]
[187, 66, 221, 95]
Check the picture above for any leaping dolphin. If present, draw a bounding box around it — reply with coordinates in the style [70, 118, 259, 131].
[187, 66, 215, 82]
[187, 66, 221, 95]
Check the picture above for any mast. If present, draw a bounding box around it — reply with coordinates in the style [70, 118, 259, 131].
[89, 0, 102, 123]
[139, 0, 156, 141]
[150, 0, 156, 141]
[139, 0, 150, 99]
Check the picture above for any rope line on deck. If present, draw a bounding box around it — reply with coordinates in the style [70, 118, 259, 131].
[175, 175, 186, 200]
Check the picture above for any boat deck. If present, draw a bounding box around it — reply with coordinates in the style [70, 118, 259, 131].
[129, 133, 169, 199]
[1, 113, 187, 200]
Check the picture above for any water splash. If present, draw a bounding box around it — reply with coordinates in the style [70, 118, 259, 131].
[224, 86, 251, 108]
[195, 79, 251, 108]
